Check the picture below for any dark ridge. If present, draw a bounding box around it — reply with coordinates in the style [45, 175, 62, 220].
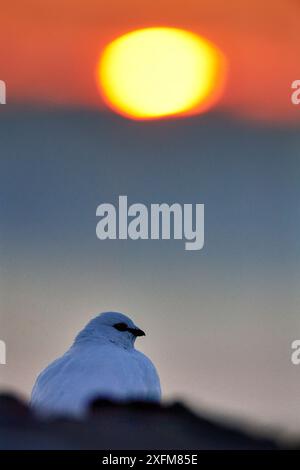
[0, 392, 285, 450]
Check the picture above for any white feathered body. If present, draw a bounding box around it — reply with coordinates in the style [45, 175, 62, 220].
[31, 337, 161, 415]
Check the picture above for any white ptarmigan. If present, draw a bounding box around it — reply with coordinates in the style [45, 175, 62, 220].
[31, 312, 161, 415]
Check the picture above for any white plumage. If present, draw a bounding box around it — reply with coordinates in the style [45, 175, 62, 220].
[31, 312, 161, 415]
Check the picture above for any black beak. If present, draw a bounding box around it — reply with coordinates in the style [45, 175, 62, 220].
[128, 327, 145, 337]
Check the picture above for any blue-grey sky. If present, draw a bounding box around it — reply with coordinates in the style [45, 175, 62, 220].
[0, 109, 299, 433]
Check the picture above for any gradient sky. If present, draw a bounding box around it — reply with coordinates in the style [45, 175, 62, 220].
[1, 0, 300, 121]
[0, 110, 299, 434]
[1, 1, 300, 438]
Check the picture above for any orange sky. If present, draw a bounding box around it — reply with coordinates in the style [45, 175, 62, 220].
[1, 0, 300, 122]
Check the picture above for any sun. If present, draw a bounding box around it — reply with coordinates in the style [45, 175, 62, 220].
[97, 27, 226, 120]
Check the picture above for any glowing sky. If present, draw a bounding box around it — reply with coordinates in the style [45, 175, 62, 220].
[1, 1, 299, 120]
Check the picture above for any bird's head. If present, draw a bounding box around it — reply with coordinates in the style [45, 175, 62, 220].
[75, 312, 145, 349]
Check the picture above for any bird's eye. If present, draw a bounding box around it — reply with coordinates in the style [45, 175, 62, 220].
[113, 322, 128, 332]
